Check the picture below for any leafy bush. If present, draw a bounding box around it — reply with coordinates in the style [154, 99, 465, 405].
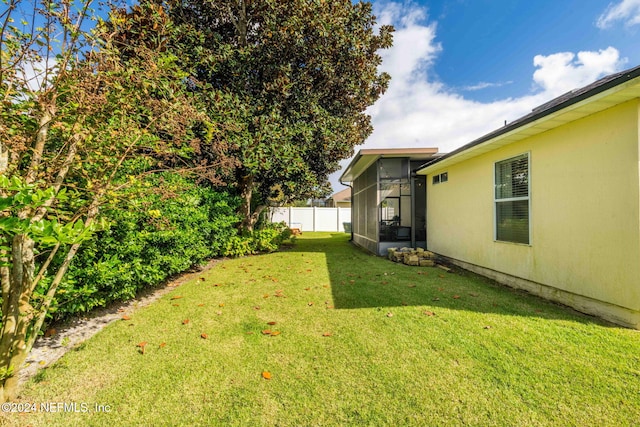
[49, 173, 241, 320]
[222, 222, 292, 257]
[42, 173, 294, 321]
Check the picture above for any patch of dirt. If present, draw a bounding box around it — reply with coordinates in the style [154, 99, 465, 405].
[19, 259, 221, 385]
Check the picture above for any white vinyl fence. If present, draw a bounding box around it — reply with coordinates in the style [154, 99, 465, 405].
[269, 207, 351, 233]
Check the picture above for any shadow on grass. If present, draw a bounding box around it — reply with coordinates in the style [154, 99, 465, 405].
[290, 233, 614, 327]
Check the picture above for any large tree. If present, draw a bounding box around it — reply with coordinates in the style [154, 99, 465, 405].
[0, 0, 230, 401]
[157, 0, 394, 230]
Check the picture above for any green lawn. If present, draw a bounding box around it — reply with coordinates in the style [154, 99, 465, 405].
[6, 232, 640, 426]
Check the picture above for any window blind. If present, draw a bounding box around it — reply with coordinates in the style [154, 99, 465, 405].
[495, 153, 530, 244]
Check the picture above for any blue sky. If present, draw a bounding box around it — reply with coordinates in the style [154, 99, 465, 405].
[415, 0, 640, 102]
[331, 0, 640, 190]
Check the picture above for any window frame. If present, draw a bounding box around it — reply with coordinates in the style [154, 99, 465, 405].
[432, 172, 448, 185]
[493, 152, 531, 245]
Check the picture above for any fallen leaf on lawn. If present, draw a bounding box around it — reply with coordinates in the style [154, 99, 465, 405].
[322, 332, 332, 337]
[172, 304, 180, 307]
[171, 296, 183, 300]
[304, 287, 311, 291]
[219, 303, 225, 307]
[121, 315, 131, 321]
[267, 321, 277, 325]
[182, 319, 190, 325]
[246, 331, 254, 335]
[484, 325, 492, 330]
[386, 312, 394, 317]
[270, 331, 281, 336]
[213, 283, 222, 287]
[261, 329, 272, 335]
[136, 342, 147, 355]
[306, 269, 312, 272]
[159, 342, 166, 348]
[216, 311, 223, 316]
[253, 306, 261, 310]
[201, 333, 208, 339]
[197, 304, 205, 307]
[263, 294, 270, 298]
[323, 285, 329, 288]
[308, 302, 314, 306]
[452, 295, 460, 299]
[408, 284, 417, 288]
[199, 277, 206, 282]
[326, 306, 334, 309]
[423, 311, 436, 316]
[262, 371, 272, 380]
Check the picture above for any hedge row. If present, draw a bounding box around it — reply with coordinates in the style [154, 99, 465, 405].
[45, 173, 290, 321]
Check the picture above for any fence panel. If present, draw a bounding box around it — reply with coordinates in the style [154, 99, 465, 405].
[268, 207, 351, 233]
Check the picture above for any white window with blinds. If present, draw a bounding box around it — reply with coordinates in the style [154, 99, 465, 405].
[494, 153, 530, 244]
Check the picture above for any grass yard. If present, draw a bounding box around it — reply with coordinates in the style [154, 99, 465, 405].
[6, 232, 640, 426]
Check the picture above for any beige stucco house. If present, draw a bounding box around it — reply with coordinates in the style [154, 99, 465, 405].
[416, 64, 640, 329]
[326, 188, 352, 208]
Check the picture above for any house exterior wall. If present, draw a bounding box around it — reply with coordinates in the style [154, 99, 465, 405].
[425, 99, 640, 328]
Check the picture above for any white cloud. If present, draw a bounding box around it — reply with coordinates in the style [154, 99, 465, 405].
[532, 47, 625, 96]
[597, 0, 640, 29]
[460, 81, 513, 92]
[330, 1, 628, 191]
[375, 1, 441, 82]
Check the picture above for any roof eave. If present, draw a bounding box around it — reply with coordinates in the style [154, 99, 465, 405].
[340, 148, 439, 184]
[416, 65, 640, 175]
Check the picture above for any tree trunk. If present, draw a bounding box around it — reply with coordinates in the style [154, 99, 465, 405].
[0, 194, 101, 402]
[0, 234, 35, 402]
[238, 174, 256, 232]
[0, 141, 7, 174]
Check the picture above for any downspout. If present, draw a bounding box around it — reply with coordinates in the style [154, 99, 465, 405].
[410, 171, 416, 248]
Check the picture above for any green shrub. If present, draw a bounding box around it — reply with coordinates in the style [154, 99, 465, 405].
[49, 173, 241, 320]
[222, 222, 292, 257]
[43, 173, 293, 322]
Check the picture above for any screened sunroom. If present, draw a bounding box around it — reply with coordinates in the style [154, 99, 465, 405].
[339, 148, 439, 256]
